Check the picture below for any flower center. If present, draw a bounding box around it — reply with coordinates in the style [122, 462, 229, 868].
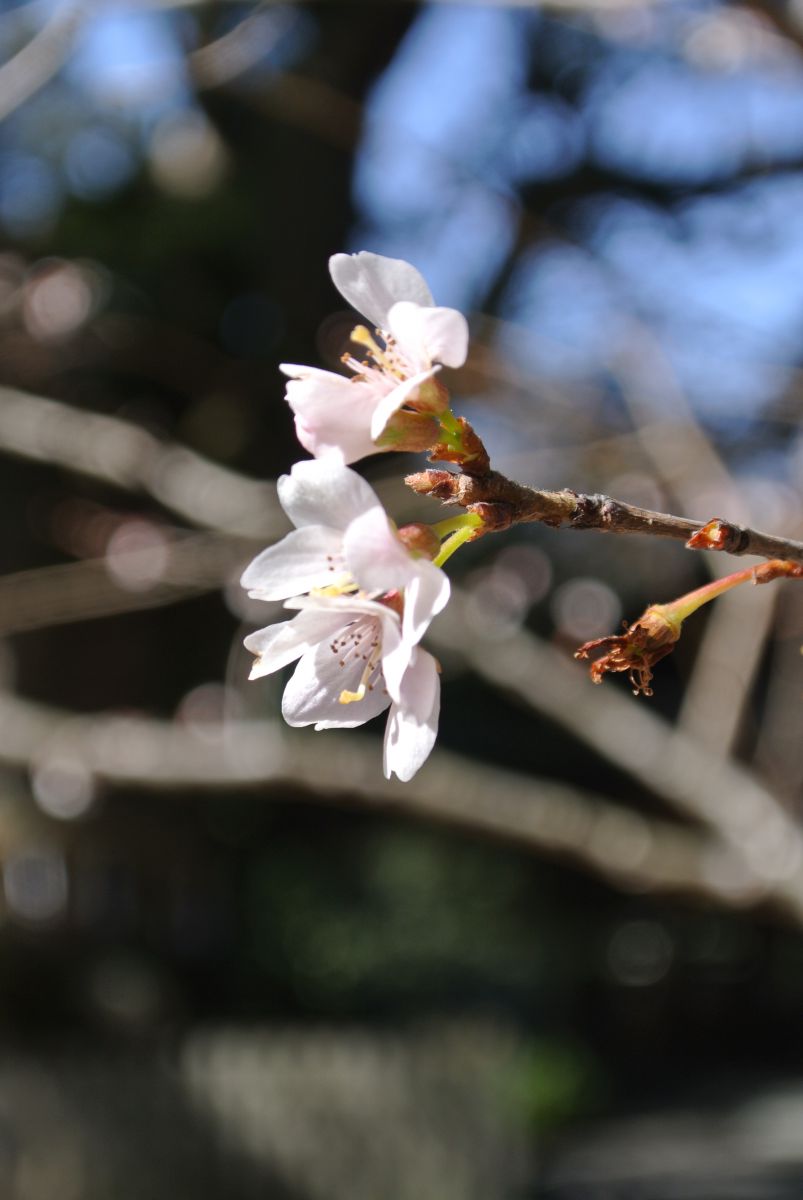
[329, 617, 385, 705]
[343, 324, 410, 382]
[310, 559, 358, 599]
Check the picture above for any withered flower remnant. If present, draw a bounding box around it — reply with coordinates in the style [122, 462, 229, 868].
[575, 605, 681, 697]
[576, 559, 803, 696]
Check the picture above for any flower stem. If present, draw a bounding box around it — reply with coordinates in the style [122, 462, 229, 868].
[434, 527, 475, 567]
[664, 565, 757, 624]
[432, 512, 484, 568]
[432, 512, 483, 539]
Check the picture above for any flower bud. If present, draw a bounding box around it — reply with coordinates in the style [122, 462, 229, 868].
[396, 523, 441, 561]
[686, 518, 738, 552]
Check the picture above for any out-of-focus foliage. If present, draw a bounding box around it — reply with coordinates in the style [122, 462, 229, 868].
[2, 1, 803, 1197]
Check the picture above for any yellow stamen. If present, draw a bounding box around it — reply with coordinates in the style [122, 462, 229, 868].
[349, 325, 401, 377]
[310, 581, 357, 598]
[339, 684, 367, 705]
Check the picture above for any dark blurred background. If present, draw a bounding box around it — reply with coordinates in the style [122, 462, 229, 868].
[2, 1, 803, 1196]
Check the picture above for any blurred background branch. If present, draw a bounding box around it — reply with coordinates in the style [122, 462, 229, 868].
[0, 685, 778, 912]
[0, 385, 281, 537]
[0, 0, 88, 124]
[0, 2, 802, 1195]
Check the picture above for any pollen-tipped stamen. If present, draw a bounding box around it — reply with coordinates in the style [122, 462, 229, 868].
[339, 633, 383, 705]
[348, 324, 404, 379]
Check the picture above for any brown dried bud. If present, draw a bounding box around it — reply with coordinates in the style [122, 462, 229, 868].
[396, 523, 441, 560]
[466, 501, 513, 533]
[574, 605, 681, 697]
[429, 417, 490, 477]
[405, 469, 459, 501]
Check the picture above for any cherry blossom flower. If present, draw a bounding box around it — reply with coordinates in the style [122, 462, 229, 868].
[281, 252, 469, 463]
[245, 594, 440, 781]
[240, 458, 449, 779]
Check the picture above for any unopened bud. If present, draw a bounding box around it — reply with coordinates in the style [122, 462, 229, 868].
[465, 501, 512, 533]
[405, 469, 459, 500]
[429, 417, 490, 477]
[396, 523, 441, 560]
[686, 518, 742, 552]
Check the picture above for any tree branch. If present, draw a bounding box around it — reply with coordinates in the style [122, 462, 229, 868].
[407, 468, 803, 565]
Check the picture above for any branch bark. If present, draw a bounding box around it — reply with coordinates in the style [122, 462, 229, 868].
[407, 468, 803, 565]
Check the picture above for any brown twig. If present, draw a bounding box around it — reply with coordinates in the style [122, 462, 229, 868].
[406, 468, 803, 565]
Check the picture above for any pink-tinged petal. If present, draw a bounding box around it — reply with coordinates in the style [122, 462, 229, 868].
[293, 418, 346, 464]
[280, 362, 344, 382]
[277, 458, 382, 531]
[383, 649, 440, 781]
[342, 505, 416, 594]
[285, 592, 402, 636]
[244, 608, 348, 679]
[387, 301, 469, 371]
[281, 366, 385, 466]
[402, 561, 451, 646]
[369, 366, 439, 441]
[294, 419, 379, 466]
[282, 622, 391, 729]
[240, 526, 346, 599]
[329, 252, 433, 330]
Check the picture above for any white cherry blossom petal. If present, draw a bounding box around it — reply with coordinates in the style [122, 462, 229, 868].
[383, 649, 440, 781]
[287, 592, 404, 676]
[379, 563, 448, 704]
[282, 620, 392, 729]
[379, 636, 414, 706]
[281, 366, 386, 464]
[329, 251, 433, 330]
[240, 526, 346, 599]
[276, 458, 381, 531]
[342, 505, 417, 593]
[402, 561, 451, 646]
[242, 445, 451, 778]
[369, 366, 439, 441]
[285, 592, 402, 636]
[387, 301, 469, 371]
[244, 608, 349, 679]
